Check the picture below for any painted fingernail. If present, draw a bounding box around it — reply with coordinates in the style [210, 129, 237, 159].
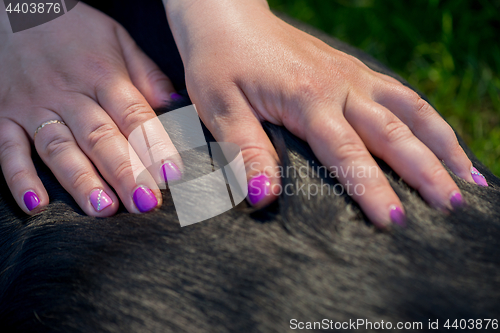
[471, 167, 488, 187]
[90, 189, 113, 212]
[133, 186, 158, 213]
[449, 191, 464, 209]
[247, 174, 271, 206]
[170, 92, 182, 101]
[161, 162, 182, 183]
[23, 190, 40, 211]
[389, 205, 406, 227]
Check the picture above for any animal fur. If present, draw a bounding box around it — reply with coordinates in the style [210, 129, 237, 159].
[0, 1, 499, 332]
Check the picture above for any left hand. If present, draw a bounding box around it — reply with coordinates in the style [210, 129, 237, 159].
[0, 3, 182, 216]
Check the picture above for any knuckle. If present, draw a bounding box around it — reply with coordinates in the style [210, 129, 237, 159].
[366, 180, 390, 198]
[8, 168, 31, 186]
[87, 122, 119, 149]
[50, 68, 81, 91]
[242, 146, 267, 161]
[344, 56, 361, 69]
[121, 102, 154, 131]
[147, 139, 173, 157]
[335, 141, 367, 163]
[334, 56, 359, 78]
[382, 120, 412, 144]
[241, 146, 271, 171]
[449, 138, 465, 157]
[295, 77, 319, 99]
[0, 139, 22, 162]
[443, 125, 461, 148]
[70, 169, 94, 191]
[378, 73, 401, 85]
[445, 137, 469, 168]
[349, 55, 366, 68]
[413, 96, 434, 119]
[421, 164, 449, 187]
[85, 55, 118, 84]
[292, 71, 326, 102]
[145, 68, 168, 86]
[113, 158, 135, 184]
[41, 134, 73, 159]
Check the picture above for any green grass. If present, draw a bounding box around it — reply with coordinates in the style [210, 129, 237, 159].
[268, 0, 500, 176]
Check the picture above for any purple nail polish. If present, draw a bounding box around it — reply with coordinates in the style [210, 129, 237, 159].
[161, 162, 182, 183]
[389, 205, 406, 227]
[90, 189, 113, 212]
[247, 174, 271, 206]
[450, 191, 463, 210]
[170, 93, 182, 101]
[133, 186, 158, 213]
[471, 167, 488, 187]
[23, 190, 40, 211]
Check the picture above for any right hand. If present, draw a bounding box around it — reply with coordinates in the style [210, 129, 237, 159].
[0, 3, 183, 216]
[165, 0, 483, 228]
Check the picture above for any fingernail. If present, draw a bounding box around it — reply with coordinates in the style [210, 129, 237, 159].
[133, 186, 158, 213]
[170, 92, 182, 101]
[161, 162, 182, 183]
[389, 205, 406, 227]
[449, 191, 464, 210]
[90, 189, 113, 212]
[23, 190, 40, 211]
[471, 167, 488, 187]
[247, 174, 271, 206]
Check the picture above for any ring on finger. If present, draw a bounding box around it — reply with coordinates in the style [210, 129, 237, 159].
[34, 120, 67, 140]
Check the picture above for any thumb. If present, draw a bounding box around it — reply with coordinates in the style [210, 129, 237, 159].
[199, 95, 281, 208]
[116, 26, 177, 109]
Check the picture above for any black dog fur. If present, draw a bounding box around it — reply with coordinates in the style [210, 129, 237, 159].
[0, 1, 499, 332]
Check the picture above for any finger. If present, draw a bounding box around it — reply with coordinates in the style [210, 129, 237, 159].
[95, 75, 184, 183]
[58, 97, 165, 213]
[346, 97, 463, 210]
[197, 89, 281, 208]
[116, 26, 178, 108]
[28, 112, 120, 216]
[372, 81, 476, 184]
[304, 111, 405, 228]
[0, 119, 48, 214]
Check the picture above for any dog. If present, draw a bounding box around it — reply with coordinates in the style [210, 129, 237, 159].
[1, 1, 499, 332]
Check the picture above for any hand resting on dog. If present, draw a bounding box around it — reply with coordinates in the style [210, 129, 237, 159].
[0, 0, 488, 227]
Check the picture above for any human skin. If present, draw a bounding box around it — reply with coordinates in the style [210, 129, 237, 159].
[163, 0, 481, 227]
[0, 1, 484, 226]
[0, 3, 183, 216]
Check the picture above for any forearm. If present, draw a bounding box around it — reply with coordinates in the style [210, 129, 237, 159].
[162, 0, 270, 61]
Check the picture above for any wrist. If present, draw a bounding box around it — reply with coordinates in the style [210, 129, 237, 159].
[163, 0, 271, 60]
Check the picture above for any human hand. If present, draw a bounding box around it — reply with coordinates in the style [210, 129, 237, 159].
[165, 0, 485, 227]
[0, 3, 183, 216]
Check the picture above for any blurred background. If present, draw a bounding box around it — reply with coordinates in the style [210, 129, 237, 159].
[268, 0, 500, 176]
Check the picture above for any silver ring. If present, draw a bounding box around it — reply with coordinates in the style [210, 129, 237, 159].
[33, 120, 67, 140]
